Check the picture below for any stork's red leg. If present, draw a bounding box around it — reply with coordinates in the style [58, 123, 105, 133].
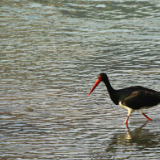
[142, 113, 152, 121]
[123, 116, 129, 124]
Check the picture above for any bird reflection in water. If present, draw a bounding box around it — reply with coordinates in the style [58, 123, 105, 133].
[125, 120, 148, 131]
[106, 121, 159, 154]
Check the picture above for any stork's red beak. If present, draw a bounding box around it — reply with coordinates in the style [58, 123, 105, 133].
[88, 77, 102, 95]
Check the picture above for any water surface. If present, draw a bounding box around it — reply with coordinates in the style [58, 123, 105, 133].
[1, 0, 160, 159]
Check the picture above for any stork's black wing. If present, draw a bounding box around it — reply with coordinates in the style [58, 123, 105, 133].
[119, 90, 160, 109]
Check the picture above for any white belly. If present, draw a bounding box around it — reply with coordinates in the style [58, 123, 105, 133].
[119, 101, 157, 115]
[119, 101, 134, 116]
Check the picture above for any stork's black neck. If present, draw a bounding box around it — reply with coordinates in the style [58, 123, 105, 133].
[103, 75, 114, 92]
[102, 75, 118, 105]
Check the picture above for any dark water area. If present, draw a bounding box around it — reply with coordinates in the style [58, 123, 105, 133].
[1, 0, 160, 159]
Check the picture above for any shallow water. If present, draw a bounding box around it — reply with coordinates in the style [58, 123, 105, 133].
[1, 0, 160, 159]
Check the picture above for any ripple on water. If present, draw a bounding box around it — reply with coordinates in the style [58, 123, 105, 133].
[1, 0, 160, 159]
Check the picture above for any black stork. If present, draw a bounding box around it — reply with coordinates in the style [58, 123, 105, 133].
[88, 73, 160, 124]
